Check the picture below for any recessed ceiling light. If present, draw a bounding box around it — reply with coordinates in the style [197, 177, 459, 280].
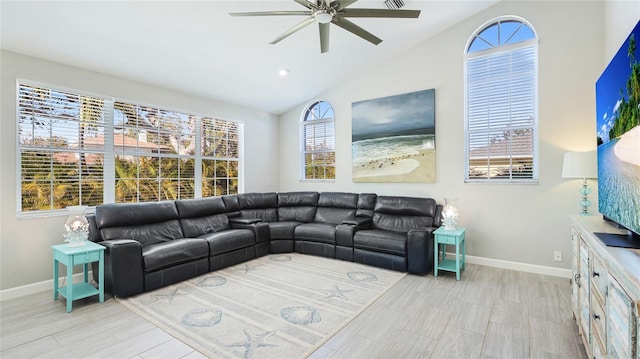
[279, 69, 290, 77]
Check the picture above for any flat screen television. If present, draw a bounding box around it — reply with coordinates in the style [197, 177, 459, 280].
[594, 19, 640, 248]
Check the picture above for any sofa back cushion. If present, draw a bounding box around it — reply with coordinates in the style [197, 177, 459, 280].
[222, 194, 241, 217]
[277, 192, 319, 222]
[96, 201, 183, 246]
[237, 192, 278, 222]
[372, 196, 436, 233]
[314, 192, 358, 224]
[356, 193, 377, 218]
[175, 196, 230, 237]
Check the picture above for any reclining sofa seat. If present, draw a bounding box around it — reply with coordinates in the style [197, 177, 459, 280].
[274, 192, 320, 252]
[352, 196, 440, 275]
[292, 192, 357, 258]
[90, 201, 209, 297]
[175, 196, 269, 271]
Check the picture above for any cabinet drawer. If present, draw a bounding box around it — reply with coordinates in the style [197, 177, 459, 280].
[591, 255, 607, 297]
[436, 234, 459, 245]
[72, 251, 100, 265]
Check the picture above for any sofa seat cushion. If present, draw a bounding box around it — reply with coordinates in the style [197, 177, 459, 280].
[200, 229, 255, 255]
[269, 221, 301, 240]
[294, 223, 336, 244]
[142, 238, 209, 272]
[353, 229, 406, 256]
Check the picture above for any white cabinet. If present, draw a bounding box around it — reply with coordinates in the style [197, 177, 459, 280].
[571, 216, 640, 359]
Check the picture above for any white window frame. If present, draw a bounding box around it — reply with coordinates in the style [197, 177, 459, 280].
[299, 100, 336, 181]
[16, 79, 244, 217]
[464, 16, 539, 184]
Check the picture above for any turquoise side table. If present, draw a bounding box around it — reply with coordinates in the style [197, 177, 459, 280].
[433, 227, 466, 280]
[52, 241, 105, 312]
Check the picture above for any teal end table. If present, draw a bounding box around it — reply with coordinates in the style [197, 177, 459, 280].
[434, 226, 466, 280]
[52, 241, 105, 312]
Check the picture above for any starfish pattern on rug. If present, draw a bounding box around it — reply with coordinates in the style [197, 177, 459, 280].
[148, 287, 188, 304]
[233, 263, 261, 274]
[226, 328, 278, 359]
[319, 285, 353, 301]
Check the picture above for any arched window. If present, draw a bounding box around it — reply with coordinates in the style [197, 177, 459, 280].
[300, 101, 335, 180]
[464, 17, 538, 182]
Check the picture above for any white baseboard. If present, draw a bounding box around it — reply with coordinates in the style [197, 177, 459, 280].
[460, 253, 572, 278]
[0, 255, 572, 301]
[0, 272, 94, 302]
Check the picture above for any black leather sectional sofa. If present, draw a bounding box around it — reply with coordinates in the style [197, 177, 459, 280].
[88, 192, 442, 297]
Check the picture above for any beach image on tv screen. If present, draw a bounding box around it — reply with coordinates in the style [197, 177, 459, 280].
[595, 20, 640, 235]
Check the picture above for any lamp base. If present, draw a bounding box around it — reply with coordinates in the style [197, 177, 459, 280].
[578, 178, 593, 215]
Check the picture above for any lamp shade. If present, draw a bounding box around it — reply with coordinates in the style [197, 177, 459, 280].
[562, 151, 597, 179]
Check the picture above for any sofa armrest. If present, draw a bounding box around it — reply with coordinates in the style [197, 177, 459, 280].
[230, 221, 270, 243]
[342, 216, 372, 228]
[229, 217, 262, 225]
[407, 227, 436, 275]
[336, 224, 356, 247]
[91, 239, 144, 298]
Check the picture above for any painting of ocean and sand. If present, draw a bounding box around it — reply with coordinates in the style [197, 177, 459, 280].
[352, 89, 435, 183]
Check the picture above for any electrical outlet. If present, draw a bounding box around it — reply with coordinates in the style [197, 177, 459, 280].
[554, 251, 563, 262]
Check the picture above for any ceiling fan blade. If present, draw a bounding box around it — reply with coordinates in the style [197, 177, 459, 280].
[333, 0, 357, 11]
[319, 23, 330, 53]
[332, 17, 382, 45]
[294, 0, 316, 9]
[340, 8, 421, 18]
[230, 11, 311, 17]
[270, 16, 316, 45]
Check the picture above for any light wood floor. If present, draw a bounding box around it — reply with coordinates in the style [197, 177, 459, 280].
[1, 263, 587, 358]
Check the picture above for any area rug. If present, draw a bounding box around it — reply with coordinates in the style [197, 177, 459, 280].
[117, 253, 406, 359]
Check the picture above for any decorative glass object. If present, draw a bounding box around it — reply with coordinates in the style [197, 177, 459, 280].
[442, 198, 459, 230]
[64, 205, 89, 247]
[561, 151, 597, 215]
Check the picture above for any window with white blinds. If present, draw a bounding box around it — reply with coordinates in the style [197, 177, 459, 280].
[17, 81, 242, 214]
[18, 84, 107, 211]
[201, 117, 240, 196]
[464, 17, 538, 183]
[300, 101, 335, 180]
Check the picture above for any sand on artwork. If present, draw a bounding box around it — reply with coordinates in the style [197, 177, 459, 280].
[614, 125, 640, 166]
[353, 148, 435, 183]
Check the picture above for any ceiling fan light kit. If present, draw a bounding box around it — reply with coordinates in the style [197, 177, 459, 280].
[229, 0, 420, 53]
[314, 9, 334, 23]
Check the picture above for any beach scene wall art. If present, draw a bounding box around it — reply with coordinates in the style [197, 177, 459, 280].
[595, 20, 640, 234]
[352, 89, 436, 183]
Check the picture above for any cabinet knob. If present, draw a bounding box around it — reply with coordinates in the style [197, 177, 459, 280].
[574, 273, 581, 288]
[592, 271, 600, 278]
[593, 313, 600, 320]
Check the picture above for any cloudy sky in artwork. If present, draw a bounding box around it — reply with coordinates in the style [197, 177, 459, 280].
[351, 89, 435, 139]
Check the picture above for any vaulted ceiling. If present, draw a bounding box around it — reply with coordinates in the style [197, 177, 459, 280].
[1, 1, 498, 114]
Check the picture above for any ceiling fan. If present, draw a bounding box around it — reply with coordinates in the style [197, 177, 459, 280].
[229, 0, 421, 53]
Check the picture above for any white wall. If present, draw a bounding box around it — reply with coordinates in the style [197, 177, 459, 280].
[604, 1, 640, 61]
[0, 50, 280, 290]
[279, 1, 633, 270]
